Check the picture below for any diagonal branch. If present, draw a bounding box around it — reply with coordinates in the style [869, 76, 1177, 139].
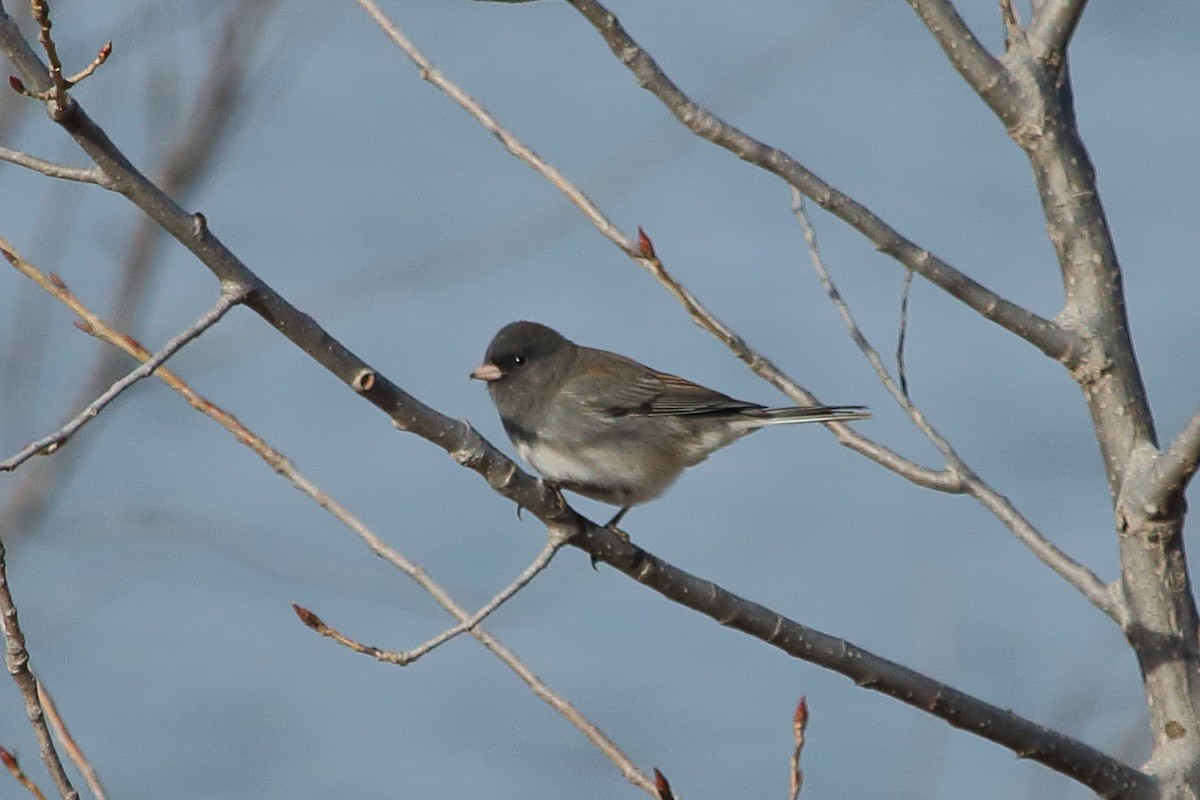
[904, 0, 1018, 121]
[37, 682, 108, 800]
[559, 0, 1075, 365]
[0, 273, 245, 472]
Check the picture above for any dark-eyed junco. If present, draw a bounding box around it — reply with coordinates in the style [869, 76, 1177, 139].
[471, 321, 869, 529]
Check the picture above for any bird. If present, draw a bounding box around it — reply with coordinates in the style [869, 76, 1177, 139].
[470, 321, 869, 530]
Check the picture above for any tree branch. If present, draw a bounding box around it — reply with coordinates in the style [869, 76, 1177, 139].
[557, 0, 1075, 365]
[0, 276, 245, 472]
[0, 145, 105, 183]
[37, 682, 108, 800]
[904, 0, 1019, 121]
[906, 0, 1200, 776]
[1027, 0, 1089, 66]
[300, 527, 571, 667]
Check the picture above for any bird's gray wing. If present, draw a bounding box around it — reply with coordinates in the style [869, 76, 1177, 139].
[566, 349, 762, 417]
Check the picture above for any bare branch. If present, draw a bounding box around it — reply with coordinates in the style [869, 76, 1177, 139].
[1027, 0, 1088, 65]
[0, 261, 246, 473]
[0, 746, 49, 800]
[353, 0, 625, 245]
[0, 537, 78, 800]
[904, 0, 1018, 120]
[297, 528, 571, 667]
[790, 191, 1119, 621]
[0, 145, 105, 183]
[557, 0, 1074, 364]
[37, 683, 108, 800]
[387, 527, 572, 665]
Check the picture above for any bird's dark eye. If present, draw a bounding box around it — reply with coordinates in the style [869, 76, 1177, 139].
[497, 353, 526, 370]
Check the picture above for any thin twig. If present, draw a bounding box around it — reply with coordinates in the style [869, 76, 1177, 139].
[352, 0, 625, 246]
[0, 747, 49, 800]
[0, 276, 245, 472]
[0, 145, 105, 183]
[384, 527, 572, 665]
[37, 683, 107, 800]
[30, 0, 69, 111]
[0, 535, 78, 800]
[1, 243, 659, 798]
[789, 696, 808, 800]
[295, 528, 570, 666]
[789, 190, 1119, 622]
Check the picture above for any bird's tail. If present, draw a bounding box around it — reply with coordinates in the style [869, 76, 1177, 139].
[745, 405, 871, 426]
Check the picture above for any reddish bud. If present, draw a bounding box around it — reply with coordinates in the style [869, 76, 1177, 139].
[73, 320, 94, 335]
[98, 42, 113, 61]
[291, 603, 322, 630]
[1, 248, 15, 265]
[794, 695, 809, 735]
[653, 768, 675, 800]
[48, 272, 68, 290]
[0, 746, 16, 769]
[636, 227, 658, 260]
[7, 75, 25, 94]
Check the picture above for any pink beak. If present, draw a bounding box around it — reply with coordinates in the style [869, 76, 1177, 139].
[470, 362, 502, 382]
